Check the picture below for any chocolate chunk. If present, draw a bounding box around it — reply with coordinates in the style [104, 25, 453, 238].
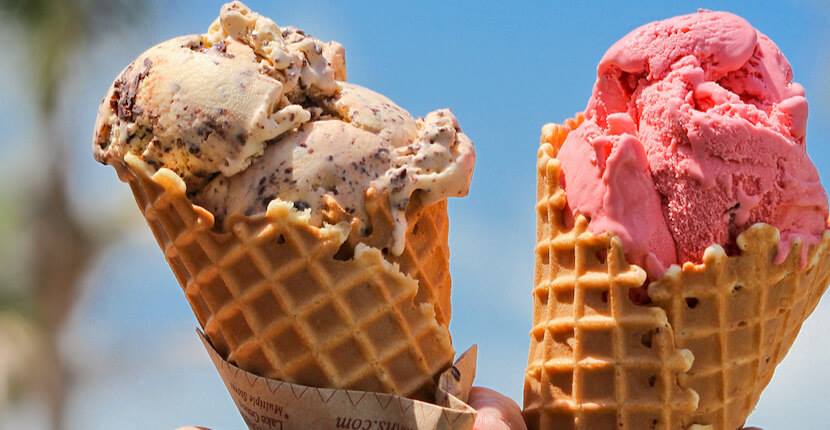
[112, 58, 153, 122]
[211, 40, 235, 58]
[182, 37, 207, 52]
[96, 123, 112, 149]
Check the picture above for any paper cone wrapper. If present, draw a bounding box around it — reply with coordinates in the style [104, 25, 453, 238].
[199, 330, 477, 430]
[524, 117, 830, 430]
[114, 154, 456, 401]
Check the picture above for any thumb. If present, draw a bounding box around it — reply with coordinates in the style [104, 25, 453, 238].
[468, 387, 527, 430]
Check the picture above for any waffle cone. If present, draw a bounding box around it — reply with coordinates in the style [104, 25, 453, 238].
[114, 154, 455, 400]
[524, 117, 830, 429]
[649, 225, 830, 429]
[524, 116, 698, 429]
[321, 186, 453, 328]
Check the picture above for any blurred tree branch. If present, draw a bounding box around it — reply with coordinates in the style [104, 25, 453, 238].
[0, 1, 146, 429]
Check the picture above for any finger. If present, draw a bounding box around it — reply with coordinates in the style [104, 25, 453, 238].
[468, 387, 528, 430]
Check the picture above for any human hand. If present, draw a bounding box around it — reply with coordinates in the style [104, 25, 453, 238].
[468, 386, 527, 430]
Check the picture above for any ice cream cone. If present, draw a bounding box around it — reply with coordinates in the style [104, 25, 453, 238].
[649, 224, 830, 429]
[524, 118, 830, 429]
[115, 154, 455, 401]
[321, 186, 452, 328]
[524, 117, 698, 430]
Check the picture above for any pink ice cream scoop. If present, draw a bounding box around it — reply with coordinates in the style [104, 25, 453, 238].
[558, 10, 828, 279]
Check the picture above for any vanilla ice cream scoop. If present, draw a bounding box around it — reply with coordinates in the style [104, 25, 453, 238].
[93, 1, 345, 190]
[93, 1, 475, 255]
[195, 82, 474, 255]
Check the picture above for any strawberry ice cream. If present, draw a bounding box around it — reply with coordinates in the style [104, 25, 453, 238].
[558, 10, 828, 278]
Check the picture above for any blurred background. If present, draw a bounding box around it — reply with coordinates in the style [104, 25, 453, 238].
[1, 0, 829, 428]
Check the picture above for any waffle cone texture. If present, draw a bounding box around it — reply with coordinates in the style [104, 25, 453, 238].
[115, 154, 455, 401]
[524, 117, 830, 430]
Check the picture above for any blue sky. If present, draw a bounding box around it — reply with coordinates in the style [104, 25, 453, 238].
[2, 1, 830, 428]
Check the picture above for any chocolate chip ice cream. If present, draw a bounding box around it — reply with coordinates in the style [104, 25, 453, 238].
[93, 1, 474, 255]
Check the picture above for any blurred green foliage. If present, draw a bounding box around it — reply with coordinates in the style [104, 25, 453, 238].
[0, 1, 148, 427]
[0, 0, 142, 112]
[0, 188, 29, 317]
